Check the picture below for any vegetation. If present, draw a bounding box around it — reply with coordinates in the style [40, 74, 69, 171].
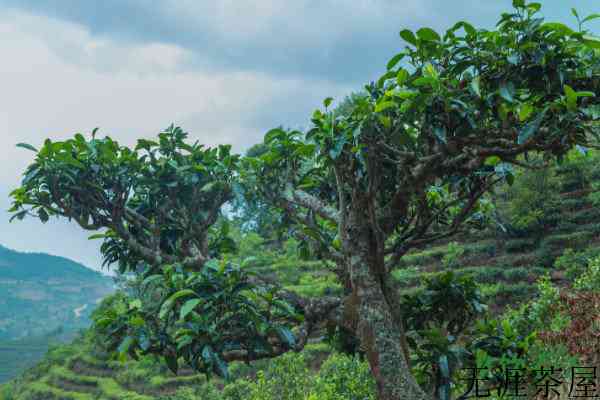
[0, 245, 114, 383]
[3, 1, 600, 400]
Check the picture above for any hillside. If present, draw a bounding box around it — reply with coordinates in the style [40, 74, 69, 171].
[3, 151, 600, 399]
[0, 246, 114, 383]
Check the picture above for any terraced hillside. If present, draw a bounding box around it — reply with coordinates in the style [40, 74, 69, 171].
[4, 334, 207, 400]
[2, 331, 334, 400]
[390, 161, 600, 313]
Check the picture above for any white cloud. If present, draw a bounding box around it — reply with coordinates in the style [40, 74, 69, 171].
[0, 9, 351, 270]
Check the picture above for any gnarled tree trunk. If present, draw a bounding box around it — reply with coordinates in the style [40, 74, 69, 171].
[343, 209, 429, 400]
[355, 272, 429, 400]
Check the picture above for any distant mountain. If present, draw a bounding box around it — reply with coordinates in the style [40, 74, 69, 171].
[0, 244, 114, 340]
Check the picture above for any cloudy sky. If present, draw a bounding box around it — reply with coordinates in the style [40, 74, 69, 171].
[0, 1, 598, 273]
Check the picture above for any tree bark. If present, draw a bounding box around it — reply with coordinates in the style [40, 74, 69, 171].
[353, 268, 429, 400]
[344, 210, 429, 400]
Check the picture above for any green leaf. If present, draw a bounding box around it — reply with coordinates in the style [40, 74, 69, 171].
[323, 97, 333, 108]
[484, 156, 501, 167]
[129, 299, 142, 310]
[423, 63, 438, 79]
[118, 336, 134, 355]
[142, 274, 163, 288]
[179, 299, 202, 320]
[10, 210, 28, 223]
[38, 208, 49, 223]
[399, 29, 417, 46]
[577, 91, 595, 98]
[393, 90, 418, 100]
[564, 84, 577, 111]
[413, 77, 436, 87]
[377, 70, 396, 88]
[518, 108, 548, 144]
[582, 13, 600, 24]
[386, 53, 405, 70]
[433, 126, 447, 144]
[470, 76, 481, 98]
[374, 101, 396, 113]
[527, 2, 541, 13]
[87, 233, 107, 240]
[274, 326, 296, 348]
[16, 143, 38, 152]
[518, 103, 534, 122]
[571, 8, 579, 19]
[264, 128, 286, 144]
[396, 69, 410, 86]
[416, 27, 441, 42]
[499, 82, 515, 103]
[506, 172, 515, 186]
[159, 289, 197, 319]
[212, 353, 229, 380]
[582, 34, 600, 49]
[450, 21, 476, 37]
[540, 22, 574, 36]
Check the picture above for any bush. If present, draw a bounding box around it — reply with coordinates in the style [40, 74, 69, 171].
[501, 267, 529, 282]
[553, 248, 600, 280]
[442, 242, 465, 269]
[0, 384, 15, 400]
[248, 352, 311, 400]
[567, 207, 600, 225]
[540, 231, 593, 251]
[221, 379, 253, 400]
[310, 354, 376, 400]
[559, 197, 588, 212]
[574, 255, 600, 291]
[504, 238, 536, 253]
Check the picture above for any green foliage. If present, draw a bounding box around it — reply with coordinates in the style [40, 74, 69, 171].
[441, 242, 465, 269]
[0, 384, 15, 400]
[574, 255, 600, 290]
[497, 162, 562, 235]
[504, 237, 536, 253]
[309, 354, 376, 400]
[587, 180, 600, 206]
[402, 272, 485, 397]
[92, 261, 301, 380]
[553, 247, 600, 279]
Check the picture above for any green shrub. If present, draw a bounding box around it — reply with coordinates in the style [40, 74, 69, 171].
[221, 379, 253, 400]
[504, 238, 537, 253]
[0, 384, 15, 400]
[391, 266, 421, 286]
[587, 182, 600, 206]
[501, 267, 529, 282]
[248, 352, 311, 400]
[568, 207, 600, 225]
[559, 197, 588, 212]
[469, 266, 504, 284]
[553, 248, 599, 280]
[574, 255, 600, 291]
[310, 354, 376, 400]
[540, 231, 593, 251]
[442, 242, 465, 269]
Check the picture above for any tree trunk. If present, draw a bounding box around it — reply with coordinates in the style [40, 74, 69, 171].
[343, 208, 429, 400]
[353, 269, 430, 400]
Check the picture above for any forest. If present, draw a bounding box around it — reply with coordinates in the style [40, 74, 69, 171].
[2, 1, 600, 399]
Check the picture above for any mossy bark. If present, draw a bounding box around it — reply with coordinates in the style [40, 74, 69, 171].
[343, 209, 429, 400]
